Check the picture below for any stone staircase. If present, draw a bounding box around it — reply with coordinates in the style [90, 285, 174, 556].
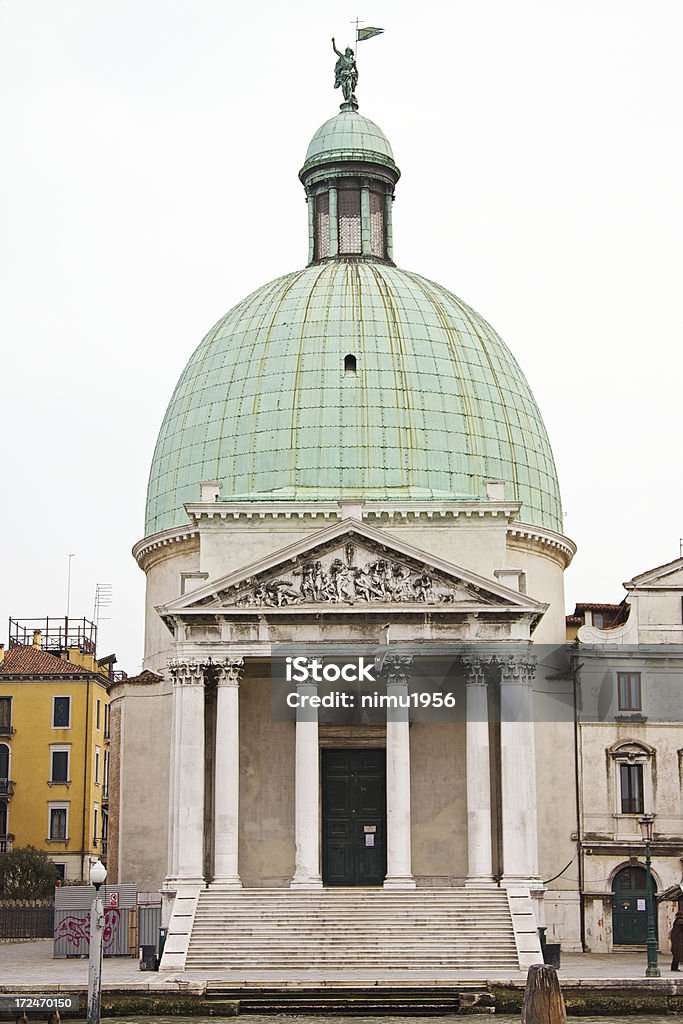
[179, 886, 523, 972]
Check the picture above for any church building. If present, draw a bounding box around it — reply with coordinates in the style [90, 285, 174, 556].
[110, 55, 581, 972]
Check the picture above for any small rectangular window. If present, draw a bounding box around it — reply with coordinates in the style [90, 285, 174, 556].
[338, 188, 361, 254]
[93, 805, 98, 847]
[54, 863, 66, 882]
[620, 763, 644, 814]
[49, 807, 67, 840]
[94, 748, 100, 785]
[53, 697, 71, 728]
[51, 750, 69, 783]
[369, 190, 385, 258]
[96, 700, 101, 730]
[618, 672, 642, 711]
[0, 698, 11, 735]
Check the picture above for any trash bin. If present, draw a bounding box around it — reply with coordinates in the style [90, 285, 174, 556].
[543, 943, 561, 969]
[139, 944, 158, 971]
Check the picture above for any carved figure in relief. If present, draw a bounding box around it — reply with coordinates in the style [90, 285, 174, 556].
[412, 570, 434, 602]
[330, 558, 355, 601]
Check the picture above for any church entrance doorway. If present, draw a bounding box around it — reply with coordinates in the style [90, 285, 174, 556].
[322, 749, 386, 886]
[612, 865, 657, 944]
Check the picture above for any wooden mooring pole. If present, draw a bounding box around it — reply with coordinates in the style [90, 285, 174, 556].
[521, 963, 567, 1024]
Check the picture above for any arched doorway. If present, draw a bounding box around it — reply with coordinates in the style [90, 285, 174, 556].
[0, 743, 8, 784]
[612, 865, 657, 944]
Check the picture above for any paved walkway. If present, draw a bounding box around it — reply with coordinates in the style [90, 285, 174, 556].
[0, 940, 681, 990]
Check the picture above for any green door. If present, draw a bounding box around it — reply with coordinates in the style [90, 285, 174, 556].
[612, 866, 657, 944]
[322, 749, 386, 886]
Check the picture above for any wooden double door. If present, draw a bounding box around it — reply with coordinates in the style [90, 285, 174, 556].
[322, 749, 386, 886]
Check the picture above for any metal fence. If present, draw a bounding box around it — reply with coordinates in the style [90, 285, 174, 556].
[0, 904, 54, 939]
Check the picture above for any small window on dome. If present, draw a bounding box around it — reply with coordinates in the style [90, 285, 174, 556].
[344, 354, 357, 373]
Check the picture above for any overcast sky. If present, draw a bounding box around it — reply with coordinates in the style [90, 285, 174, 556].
[1, 1, 681, 673]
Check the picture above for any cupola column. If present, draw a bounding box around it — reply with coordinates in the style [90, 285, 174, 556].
[212, 657, 244, 887]
[383, 656, 416, 888]
[360, 180, 372, 256]
[385, 191, 394, 261]
[291, 680, 323, 888]
[328, 185, 339, 257]
[307, 199, 315, 265]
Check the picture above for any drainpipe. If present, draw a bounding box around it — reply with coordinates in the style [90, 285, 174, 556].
[572, 655, 586, 951]
[81, 676, 91, 881]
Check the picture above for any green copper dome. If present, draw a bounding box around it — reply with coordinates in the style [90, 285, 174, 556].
[145, 106, 563, 538]
[300, 110, 399, 179]
[145, 260, 562, 536]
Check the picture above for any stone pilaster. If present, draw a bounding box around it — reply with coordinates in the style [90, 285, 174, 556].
[167, 660, 206, 884]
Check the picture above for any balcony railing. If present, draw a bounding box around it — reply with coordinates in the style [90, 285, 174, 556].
[0, 835, 14, 853]
[0, 779, 15, 797]
[0, 725, 14, 737]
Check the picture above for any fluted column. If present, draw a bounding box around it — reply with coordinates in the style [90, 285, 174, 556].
[499, 655, 540, 883]
[167, 660, 205, 883]
[328, 185, 339, 257]
[213, 657, 244, 887]
[464, 656, 493, 883]
[291, 681, 322, 888]
[383, 655, 416, 888]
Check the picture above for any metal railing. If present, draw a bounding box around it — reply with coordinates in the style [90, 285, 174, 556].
[0, 780, 15, 797]
[0, 834, 14, 853]
[9, 617, 97, 656]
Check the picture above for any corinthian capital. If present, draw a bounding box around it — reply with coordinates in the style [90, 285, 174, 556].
[215, 657, 245, 687]
[380, 654, 413, 689]
[168, 659, 205, 686]
[498, 653, 537, 686]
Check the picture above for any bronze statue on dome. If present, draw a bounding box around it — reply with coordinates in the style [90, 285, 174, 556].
[332, 38, 358, 105]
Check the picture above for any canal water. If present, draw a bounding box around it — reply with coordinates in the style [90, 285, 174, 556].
[101, 1016, 680, 1023]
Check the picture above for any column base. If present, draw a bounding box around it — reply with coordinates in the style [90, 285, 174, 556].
[383, 875, 417, 889]
[211, 875, 243, 889]
[465, 875, 496, 887]
[290, 875, 323, 889]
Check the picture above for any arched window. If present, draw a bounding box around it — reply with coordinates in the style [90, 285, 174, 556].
[344, 354, 357, 373]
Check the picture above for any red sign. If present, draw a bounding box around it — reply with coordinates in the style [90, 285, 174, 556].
[109, 892, 119, 908]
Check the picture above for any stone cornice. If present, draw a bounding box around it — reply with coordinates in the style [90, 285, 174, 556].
[182, 498, 522, 524]
[133, 503, 576, 571]
[132, 526, 199, 568]
[506, 522, 576, 567]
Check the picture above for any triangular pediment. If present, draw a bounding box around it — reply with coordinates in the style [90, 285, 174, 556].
[627, 556, 683, 589]
[161, 518, 545, 618]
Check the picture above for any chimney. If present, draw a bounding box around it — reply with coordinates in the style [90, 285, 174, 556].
[0, 644, 5, 666]
[485, 479, 506, 501]
[32, 630, 42, 649]
[200, 480, 223, 502]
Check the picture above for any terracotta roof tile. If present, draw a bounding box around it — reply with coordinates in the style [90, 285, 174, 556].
[0, 646, 89, 675]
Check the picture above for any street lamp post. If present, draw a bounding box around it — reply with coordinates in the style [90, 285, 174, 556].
[638, 814, 660, 978]
[87, 859, 107, 1024]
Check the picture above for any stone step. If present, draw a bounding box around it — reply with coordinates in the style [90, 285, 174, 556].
[182, 886, 521, 972]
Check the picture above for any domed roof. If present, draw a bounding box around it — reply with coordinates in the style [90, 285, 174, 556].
[300, 110, 399, 179]
[145, 261, 562, 536]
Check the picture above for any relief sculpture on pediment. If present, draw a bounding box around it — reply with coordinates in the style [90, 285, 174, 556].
[228, 541, 485, 608]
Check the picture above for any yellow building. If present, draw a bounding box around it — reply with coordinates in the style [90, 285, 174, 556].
[0, 618, 114, 882]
